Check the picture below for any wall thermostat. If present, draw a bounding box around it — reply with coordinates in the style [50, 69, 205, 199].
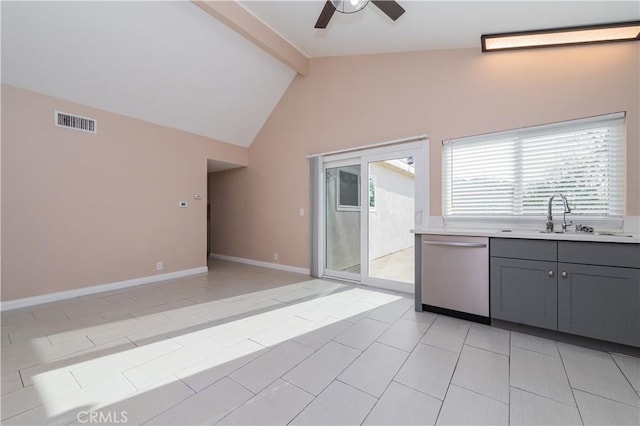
[178, 201, 188, 208]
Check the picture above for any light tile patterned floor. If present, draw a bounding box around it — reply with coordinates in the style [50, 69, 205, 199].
[1, 259, 639, 425]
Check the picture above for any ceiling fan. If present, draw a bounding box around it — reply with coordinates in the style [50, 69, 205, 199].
[315, 0, 405, 29]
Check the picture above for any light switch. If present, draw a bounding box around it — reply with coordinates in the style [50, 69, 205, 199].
[299, 208, 304, 216]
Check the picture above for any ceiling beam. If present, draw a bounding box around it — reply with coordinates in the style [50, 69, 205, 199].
[192, 0, 309, 76]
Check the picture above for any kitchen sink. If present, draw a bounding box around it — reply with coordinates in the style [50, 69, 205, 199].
[535, 230, 635, 237]
[496, 229, 635, 238]
[592, 232, 634, 237]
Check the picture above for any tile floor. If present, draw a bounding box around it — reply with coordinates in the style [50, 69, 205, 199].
[343, 247, 414, 284]
[1, 259, 639, 425]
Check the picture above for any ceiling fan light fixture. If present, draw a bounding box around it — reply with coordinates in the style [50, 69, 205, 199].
[331, 0, 369, 14]
[481, 21, 640, 52]
[314, 0, 403, 29]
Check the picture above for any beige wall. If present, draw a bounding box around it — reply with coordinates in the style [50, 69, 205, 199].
[4, 43, 638, 300]
[1, 85, 248, 301]
[209, 44, 640, 269]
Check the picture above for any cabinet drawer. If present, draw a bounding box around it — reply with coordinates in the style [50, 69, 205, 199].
[558, 241, 640, 268]
[490, 238, 557, 261]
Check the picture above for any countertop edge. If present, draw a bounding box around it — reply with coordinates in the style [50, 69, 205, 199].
[411, 228, 640, 244]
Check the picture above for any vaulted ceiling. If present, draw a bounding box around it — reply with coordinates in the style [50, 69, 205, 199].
[2, 1, 638, 148]
[242, 1, 640, 57]
[1, 1, 296, 147]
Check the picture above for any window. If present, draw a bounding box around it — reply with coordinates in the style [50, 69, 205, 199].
[337, 169, 375, 210]
[443, 112, 625, 228]
[338, 169, 360, 210]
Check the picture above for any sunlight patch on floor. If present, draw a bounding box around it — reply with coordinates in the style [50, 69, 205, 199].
[29, 281, 402, 419]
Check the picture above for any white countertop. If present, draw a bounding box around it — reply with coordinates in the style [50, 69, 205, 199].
[411, 227, 640, 244]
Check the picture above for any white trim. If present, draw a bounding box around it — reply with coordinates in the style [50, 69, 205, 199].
[0, 267, 208, 312]
[308, 134, 427, 158]
[209, 253, 310, 275]
[322, 140, 427, 164]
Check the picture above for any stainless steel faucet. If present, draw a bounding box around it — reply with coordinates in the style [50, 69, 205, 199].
[546, 193, 572, 232]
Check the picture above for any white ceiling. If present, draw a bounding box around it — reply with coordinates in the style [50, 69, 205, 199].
[3, 2, 638, 149]
[1, 1, 296, 147]
[241, 1, 640, 57]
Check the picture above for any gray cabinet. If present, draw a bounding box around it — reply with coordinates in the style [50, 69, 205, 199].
[491, 258, 557, 330]
[490, 239, 558, 330]
[490, 238, 640, 347]
[557, 242, 640, 347]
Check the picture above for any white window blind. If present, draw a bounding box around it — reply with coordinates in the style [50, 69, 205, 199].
[443, 112, 625, 228]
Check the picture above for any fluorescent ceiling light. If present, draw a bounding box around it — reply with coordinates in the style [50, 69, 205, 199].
[481, 21, 640, 52]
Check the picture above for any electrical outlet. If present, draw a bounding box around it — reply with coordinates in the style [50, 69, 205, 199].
[273, 253, 279, 261]
[156, 261, 163, 271]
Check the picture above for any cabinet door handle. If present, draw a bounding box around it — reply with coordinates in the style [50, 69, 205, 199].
[561, 271, 568, 278]
[422, 241, 487, 248]
[548, 271, 554, 277]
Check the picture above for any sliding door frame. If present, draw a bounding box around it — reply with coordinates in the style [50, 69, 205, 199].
[320, 157, 363, 283]
[315, 139, 429, 293]
[361, 146, 426, 293]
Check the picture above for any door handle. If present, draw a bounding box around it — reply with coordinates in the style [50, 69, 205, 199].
[422, 241, 487, 248]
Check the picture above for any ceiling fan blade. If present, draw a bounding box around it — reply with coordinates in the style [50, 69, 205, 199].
[371, 1, 405, 21]
[315, 1, 336, 29]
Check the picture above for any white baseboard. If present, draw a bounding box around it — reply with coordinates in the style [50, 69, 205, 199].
[0, 267, 208, 312]
[209, 253, 310, 276]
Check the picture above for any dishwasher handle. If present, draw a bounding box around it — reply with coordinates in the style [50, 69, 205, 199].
[423, 241, 487, 248]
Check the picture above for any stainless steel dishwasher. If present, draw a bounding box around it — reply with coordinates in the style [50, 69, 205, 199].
[421, 234, 489, 321]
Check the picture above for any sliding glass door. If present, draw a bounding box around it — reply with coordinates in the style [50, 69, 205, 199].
[365, 151, 417, 288]
[320, 141, 428, 292]
[324, 160, 362, 281]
